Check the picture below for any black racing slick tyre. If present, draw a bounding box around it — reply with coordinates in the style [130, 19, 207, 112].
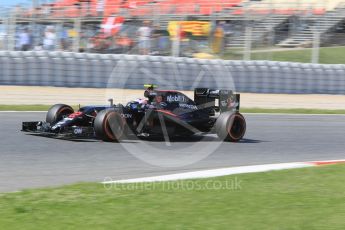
[215, 112, 246, 142]
[46, 104, 74, 125]
[94, 109, 126, 142]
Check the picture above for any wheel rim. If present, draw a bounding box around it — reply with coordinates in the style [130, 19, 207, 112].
[104, 112, 124, 140]
[55, 107, 73, 122]
[227, 114, 246, 140]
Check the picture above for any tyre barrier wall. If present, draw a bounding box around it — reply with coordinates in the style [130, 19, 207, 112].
[1, 51, 345, 94]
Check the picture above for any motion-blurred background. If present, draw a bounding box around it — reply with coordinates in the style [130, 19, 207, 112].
[1, 0, 345, 63]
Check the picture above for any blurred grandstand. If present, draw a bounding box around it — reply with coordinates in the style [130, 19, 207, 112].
[1, 0, 345, 61]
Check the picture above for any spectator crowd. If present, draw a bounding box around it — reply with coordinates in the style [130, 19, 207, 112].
[6, 19, 228, 58]
[12, 20, 173, 55]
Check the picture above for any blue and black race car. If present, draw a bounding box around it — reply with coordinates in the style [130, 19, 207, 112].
[22, 86, 246, 142]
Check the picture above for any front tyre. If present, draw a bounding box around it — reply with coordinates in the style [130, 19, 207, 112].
[46, 104, 74, 125]
[215, 112, 246, 142]
[94, 109, 126, 142]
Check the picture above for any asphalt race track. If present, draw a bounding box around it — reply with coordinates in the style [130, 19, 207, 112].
[1, 112, 345, 192]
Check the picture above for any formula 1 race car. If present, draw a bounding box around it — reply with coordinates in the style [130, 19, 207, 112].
[22, 86, 246, 142]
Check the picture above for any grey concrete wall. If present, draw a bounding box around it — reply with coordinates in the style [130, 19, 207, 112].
[1, 51, 345, 94]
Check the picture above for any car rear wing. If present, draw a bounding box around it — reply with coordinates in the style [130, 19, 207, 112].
[194, 88, 240, 115]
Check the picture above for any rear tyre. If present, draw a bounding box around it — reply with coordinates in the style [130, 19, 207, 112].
[94, 109, 126, 142]
[46, 104, 74, 125]
[215, 112, 246, 142]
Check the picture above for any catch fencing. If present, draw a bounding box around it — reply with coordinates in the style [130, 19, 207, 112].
[0, 51, 345, 94]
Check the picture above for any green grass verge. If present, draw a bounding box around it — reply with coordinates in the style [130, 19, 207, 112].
[1, 104, 345, 114]
[224, 46, 345, 64]
[0, 105, 79, 111]
[0, 164, 345, 229]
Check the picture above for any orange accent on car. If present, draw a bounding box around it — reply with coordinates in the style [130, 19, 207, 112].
[68, 112, 83, 118]
[156, 110, 178, 117]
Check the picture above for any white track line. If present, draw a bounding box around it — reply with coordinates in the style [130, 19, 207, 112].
[103, 159, 345, 184]
[103, 162, 313, 184]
